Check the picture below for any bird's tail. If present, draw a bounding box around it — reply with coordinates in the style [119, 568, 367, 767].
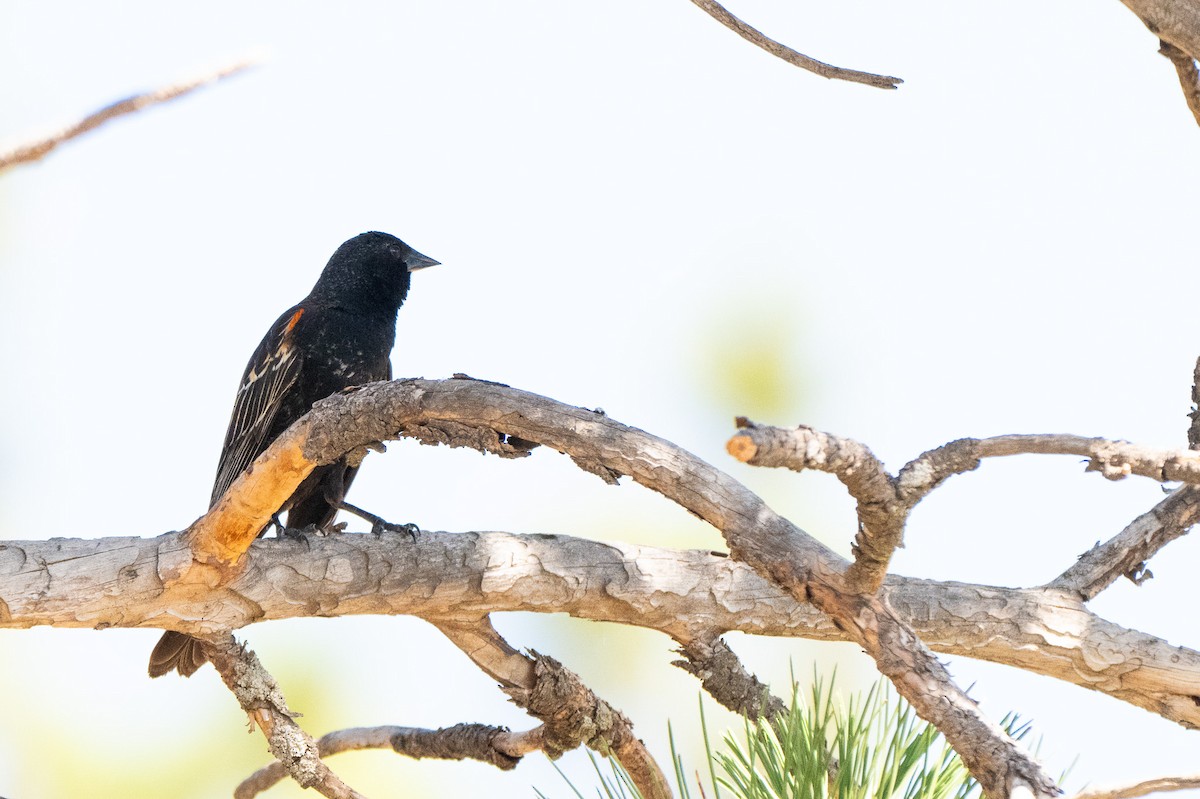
[148, 631, 209, 678]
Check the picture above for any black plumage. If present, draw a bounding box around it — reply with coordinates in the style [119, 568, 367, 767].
[149, 231, 438, 678]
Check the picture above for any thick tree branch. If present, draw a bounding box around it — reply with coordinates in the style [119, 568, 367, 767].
[202, 635, 364, 799]
[1118, 0, 1200, 125]
[0, 58, 255, 171]
[170, 376, 1052, 796]
[1120, 0, 1200, 58]
[7, 529, 1200, 727]
[21, 379, 1200, 791]
[687, 0, 902, 89]
[3, 377, 1061, 794]
[236, 724, 541, 799]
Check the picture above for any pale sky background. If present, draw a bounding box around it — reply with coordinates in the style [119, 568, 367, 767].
[2, 1, 1200, 797]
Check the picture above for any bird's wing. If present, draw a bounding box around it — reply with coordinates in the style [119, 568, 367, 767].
[209, 306, 307, 507]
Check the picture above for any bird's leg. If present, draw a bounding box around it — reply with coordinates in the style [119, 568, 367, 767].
[337, 501, 419, 540]
[270, 513, 312, 541]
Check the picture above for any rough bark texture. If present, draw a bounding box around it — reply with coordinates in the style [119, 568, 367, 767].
[12, 377, 1200, 794]
[6, 528, 1200, 731]
[204, 635, 364, 799]
[675, 638, 789, 724]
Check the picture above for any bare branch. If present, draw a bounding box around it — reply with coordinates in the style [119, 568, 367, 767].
[436, 618, 674, 799]
[432, 618, 537, 689]
[518, 652, 674, 799]
[809, 585, 1057, 798]
[238, 616, 664, 798]
[1068, 773, 1200, 799]
[674, 637, 788, 725]
[5, 529, 1200, 726]
[728, 418, 894, 504]
[202, 635, 364, 799]
[32, 378, 1195, 791]
[236, 724, 541, 799]
[730, 421, 1200, 598]
[903, 433, 1200, 489]
[0, 58, 256, 172]
[1049, 484, 1200, 598]
[728, 419, 902, 592]
[687, 0, 902, 89]
[294, 378, 1051, 794]
[14, 377, 1058, 793]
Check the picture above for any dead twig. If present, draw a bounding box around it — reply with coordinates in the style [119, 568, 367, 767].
[687, 0, 902, 89]
[1068, 773, 1200, 799]
[236, 724, 543, 799]
[0, 57, 256, 171]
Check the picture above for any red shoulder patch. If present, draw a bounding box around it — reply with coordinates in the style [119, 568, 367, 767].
[285, 308, 305, 334]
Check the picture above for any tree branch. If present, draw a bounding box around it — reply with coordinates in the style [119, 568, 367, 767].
[235, 724, 541, 799]
[1068, 773, 1200, 799]
[0, 58, 256, 172]
[687, 0, 902, 89]
[202, 635, 364, 799]
[1167, 40, 1200, 126]
[25, 378, 1200, 792]
[1116, 0, 1200, 126]
[1048, 484, 1200, 598]
[435, 617, 673, 799]
[728, 418, 902, 593]
[674, 637, 788, 725]
[729, 421, 1200, 598]
[173, 376, 1052, 796]
[6, 527, 1197, 727]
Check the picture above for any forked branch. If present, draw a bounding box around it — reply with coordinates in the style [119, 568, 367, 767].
[165, 377, 1056, 798]
[236, 724, 542, 799]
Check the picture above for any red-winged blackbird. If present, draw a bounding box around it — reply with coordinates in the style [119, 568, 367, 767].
[149, 231, 439, 678]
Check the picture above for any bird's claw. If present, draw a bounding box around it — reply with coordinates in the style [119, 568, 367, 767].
[279, 524, 319, 541]
[371, 520, 419, 541]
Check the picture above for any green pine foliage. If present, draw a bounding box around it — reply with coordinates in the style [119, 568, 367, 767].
[539, 675, 1037, 799]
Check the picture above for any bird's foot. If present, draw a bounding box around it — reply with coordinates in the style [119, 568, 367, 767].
[337, 501, 419, 541]
[372, 520, 419, 541]
[279, 523, 320, 542]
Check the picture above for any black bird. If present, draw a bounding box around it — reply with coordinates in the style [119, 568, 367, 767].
[149, 231, 439, 678]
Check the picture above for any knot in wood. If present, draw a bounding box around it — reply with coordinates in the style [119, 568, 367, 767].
[518, 653, 632, 758]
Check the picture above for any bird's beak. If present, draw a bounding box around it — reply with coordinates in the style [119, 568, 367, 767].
[404, 250, 441, 272]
